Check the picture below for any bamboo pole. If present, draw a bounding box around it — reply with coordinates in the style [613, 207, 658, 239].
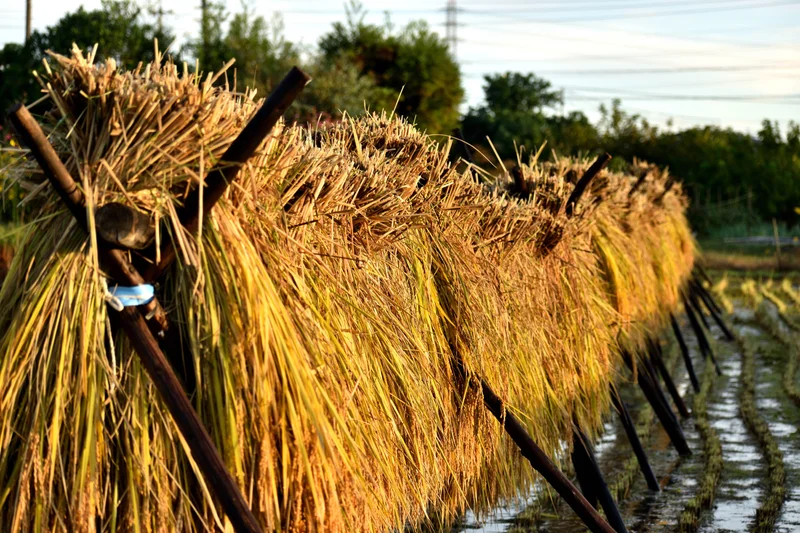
[8, 103, 264, 533]
[610, 384, 660, 492]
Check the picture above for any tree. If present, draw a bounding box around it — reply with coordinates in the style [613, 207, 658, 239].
[317, 1, 463, 133]
[461, 71, 598, 164]
[482, 72, 562, 115]
[0, 1, 173, 111]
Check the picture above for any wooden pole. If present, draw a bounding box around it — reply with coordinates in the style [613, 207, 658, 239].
[641, 352, 681, 426]
[654, 177, 675, 203]
[565, 153, 611, 217]
[118, 308, 263, 533]
[451, 127, 479, 182]
[690, 265, 723, 315]
[670, 313, 700, 392]
[622, 351, 692, 456]
[571, 426, 629, 533]
[139, 66, 311, 285]
[610, 384, 660, 492]
[690, 278, 734, 341]
[648, 338, 690, 419]
[8, 103, 264, 533]
[477, 375, 616, 533]
[571, 431, 599, 508]
[7, 104, 172, 329]
[25, 0, 31, 42]
[683, 293, 722, 376]
[688, 290, 711, 331]
[627, 172, 647, 198]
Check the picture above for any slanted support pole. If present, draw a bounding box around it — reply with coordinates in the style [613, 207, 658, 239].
[450, 127, 479, 182]
[688, 290, 712, 331]
[139, 66, 312, 287]
[476, 372, 616, 533]
[690, 278, 734, 341]
[622, 350, 692, 457]
[683, 293, 722, 375]
[6, 65, 311, 532]
[565, 153, 612, 217]
[671, 313, 700, 392]
[610, 384, 660, 492]
[571, 426, 629, 533]
[648, 338, 690, 419]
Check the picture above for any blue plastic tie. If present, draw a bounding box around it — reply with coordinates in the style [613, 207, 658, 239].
[105, 284, 155, 310]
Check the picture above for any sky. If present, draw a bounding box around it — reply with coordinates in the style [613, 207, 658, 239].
[1, 0, 799, 135]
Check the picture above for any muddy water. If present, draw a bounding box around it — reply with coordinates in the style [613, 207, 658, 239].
[698, 352, 761, 533]
[453, 302, 800, 533]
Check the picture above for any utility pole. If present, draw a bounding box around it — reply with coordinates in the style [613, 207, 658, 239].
[25, 0, 31, 42]
[200, 0, 209, 67]
[445, 0, 457, 58]
[149, 1, 173, 34]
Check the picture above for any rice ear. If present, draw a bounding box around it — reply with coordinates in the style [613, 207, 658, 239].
[0, 47, 695, 532]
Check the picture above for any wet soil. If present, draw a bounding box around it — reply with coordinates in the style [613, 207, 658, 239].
[453, 298, 800, 533]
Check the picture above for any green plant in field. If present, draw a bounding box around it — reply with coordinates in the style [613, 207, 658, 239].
[736, 333, 786, 533]
[677, 345, 722, 533]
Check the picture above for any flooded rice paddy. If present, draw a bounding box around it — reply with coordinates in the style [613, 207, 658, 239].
[454, 299, 800, 532]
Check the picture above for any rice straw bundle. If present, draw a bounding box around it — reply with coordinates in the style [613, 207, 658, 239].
[0, 48, 694, 532]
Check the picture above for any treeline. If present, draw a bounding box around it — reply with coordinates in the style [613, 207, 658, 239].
[1, 0, 798, 235]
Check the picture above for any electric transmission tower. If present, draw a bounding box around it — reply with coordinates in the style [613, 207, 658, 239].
[445, 0, 458, 58]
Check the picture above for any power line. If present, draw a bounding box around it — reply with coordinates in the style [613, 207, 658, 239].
[563, 85, 800, 100]
[461, 0, 774, 16]
[510, 64, 800, 75]
[466, 0, 799, 24]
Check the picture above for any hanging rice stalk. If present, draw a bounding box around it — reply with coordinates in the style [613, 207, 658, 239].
[0, 47, 694, 532]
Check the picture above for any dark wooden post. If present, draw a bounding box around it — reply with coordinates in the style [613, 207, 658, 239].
[622, 350, 692, 457]
[690, 278, 734, 341]
[641, 353, 680, 426]
[610, 384, 660, 492]
[451, 127, 479, 182]
[8, 104, 264, 533]
[139, 67, 312, 286]
[683, 293, 722, 375]
[477, 374, 616, 533]
[627, 173, 648, 199]
[670, 313, 700, 392]
[565, 153, 611, 217]
[571, 426, 629, 533]
[648, 338, 690, 419]
[688, 290, 711, 331]
[571, 432, 599, 508]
